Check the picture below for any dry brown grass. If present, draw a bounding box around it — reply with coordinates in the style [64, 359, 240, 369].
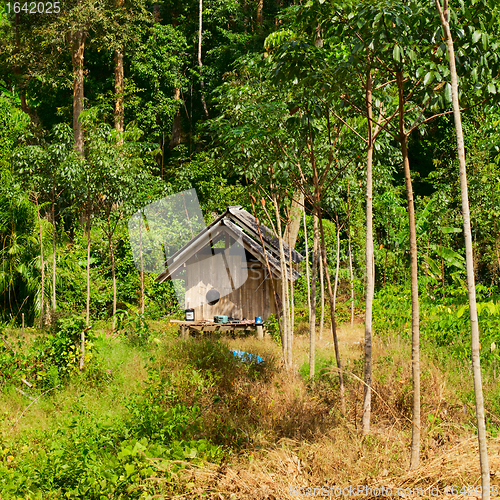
[160, 430, 500, 499]
[160, 321, 496, 499]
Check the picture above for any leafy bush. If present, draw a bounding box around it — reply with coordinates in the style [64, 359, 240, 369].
[116, 310, 152, 346]
[373, 284, 500, 366]
[0, 408, 224, 499]
[0, 316, 100, 393]
[264, 314, 281, 346]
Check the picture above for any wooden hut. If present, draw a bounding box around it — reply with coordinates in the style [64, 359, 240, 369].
[155, 206, 303, 321]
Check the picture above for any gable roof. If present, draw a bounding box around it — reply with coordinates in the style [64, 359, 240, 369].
[155, 206, 302, 284]
[225, 206, 303, 264]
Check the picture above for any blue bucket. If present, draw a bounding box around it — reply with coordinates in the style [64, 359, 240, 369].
[255, 316, 263, 325]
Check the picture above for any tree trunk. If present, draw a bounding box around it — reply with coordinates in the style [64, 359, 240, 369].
[198, 0, 209, 118]
[305, 211, 318, 380]
[114, 0, 124, 135]
[85, 202, 91, 327]
[363, 65, 376, 434]
[307, 114, 343, 407]
[363, 69, 376, 434]
[319, 214, 345, 413]
[397, 71, 421, 470]
[283, 190, 304, 251]
[288, 227, 295, 337]
[319, 249, 325, 340]
[70, 29, 87, 155]
[274, 195, 292, 369]
[108, 224, 117, 331]
[140, 211, 145, 315]
[333, 213, 341, 314]
[256, 0, 263, 27]
[436, 1, 490, 494]
[348, 206, 354, 327]
[114, 49, 124, 134]
[33, 193, 44, 328]
[51, 188, 57, 314]
[80, 326, 86, 371]
[169, 87, 182, 149]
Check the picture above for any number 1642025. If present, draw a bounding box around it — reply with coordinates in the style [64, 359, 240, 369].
[6, 2, 61, 14]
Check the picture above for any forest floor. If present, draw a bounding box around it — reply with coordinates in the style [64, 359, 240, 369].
[1, 317, 500, 499]
[192, 322, 500, 499]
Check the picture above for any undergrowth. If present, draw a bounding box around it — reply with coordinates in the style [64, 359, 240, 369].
[1, 296, 497, 499]
[0, 324, 339, 498]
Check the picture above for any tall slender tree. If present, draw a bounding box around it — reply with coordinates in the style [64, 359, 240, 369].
[435, 0, 498, 494]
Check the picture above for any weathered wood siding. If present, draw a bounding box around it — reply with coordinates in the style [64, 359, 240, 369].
[185, 252, 278, 321]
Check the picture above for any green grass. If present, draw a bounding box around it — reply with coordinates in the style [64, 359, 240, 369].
[0, 324, 228, 499]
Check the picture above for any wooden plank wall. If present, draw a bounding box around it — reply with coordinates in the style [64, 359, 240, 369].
[184, 253, 278, 320]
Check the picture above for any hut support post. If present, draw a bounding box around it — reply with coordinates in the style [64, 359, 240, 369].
[180, 325, 188, 339]
[256, 324, 264, 340]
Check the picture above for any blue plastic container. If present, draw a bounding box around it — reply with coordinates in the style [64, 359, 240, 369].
[231, 350, 264, 364]
[255, 316, 263, 325]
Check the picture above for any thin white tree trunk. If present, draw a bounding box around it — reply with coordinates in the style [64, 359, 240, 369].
[33, 193, 44, 328]
[346, 183, 354, 327]
[304, 211, 315, 379]
[319, 250, 325, 340]
[397, 71, 421, 470]
[319, 214, 345, 413]
[436, 1, 490, 494]
[273, 195, 291, 369]
[198, 0, 209, 117]
[311, 213, 319, 372]
[140, 211, 145, 315]
[363, 66, 375, 435]
[333, 214, 341, 314]
[109, 230, 117, 331]
[277, 198, 292, 368]
[288, 228, 295, 339]
[363, 145, 374, 434]
[85, 203, 91, 328]
[348, 218, 354, 327]
[51, 189, 56, 314]
[82, 205, 91, 370]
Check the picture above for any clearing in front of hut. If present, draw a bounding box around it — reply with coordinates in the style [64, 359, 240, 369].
[1, 304, 498, 499]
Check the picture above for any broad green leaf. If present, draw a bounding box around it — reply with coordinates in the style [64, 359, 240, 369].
[393, 45, 401, 63]
[482, 32, 488, 50]
[441, 226, 461, 234]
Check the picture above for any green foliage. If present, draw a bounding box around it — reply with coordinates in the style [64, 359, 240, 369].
[373, 284, 500, 366]
[0, 95, 29, 170]
[47, 316, 91, 376]
[0, 408, 223, 499]
[0, 316, 99, 392]
[264, 314, 281, 347]
[0, 333, 228, 499]
[128, 23, 188, 142]
[299, 352, 338, 381]
[116, 310, 152, 346]
[0, 173, 39, 323]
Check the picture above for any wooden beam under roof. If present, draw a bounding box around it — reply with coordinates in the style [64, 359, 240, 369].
[226, 206, 304, 264]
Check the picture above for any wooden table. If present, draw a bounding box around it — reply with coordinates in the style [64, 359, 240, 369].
[170, 320, 264, 339]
